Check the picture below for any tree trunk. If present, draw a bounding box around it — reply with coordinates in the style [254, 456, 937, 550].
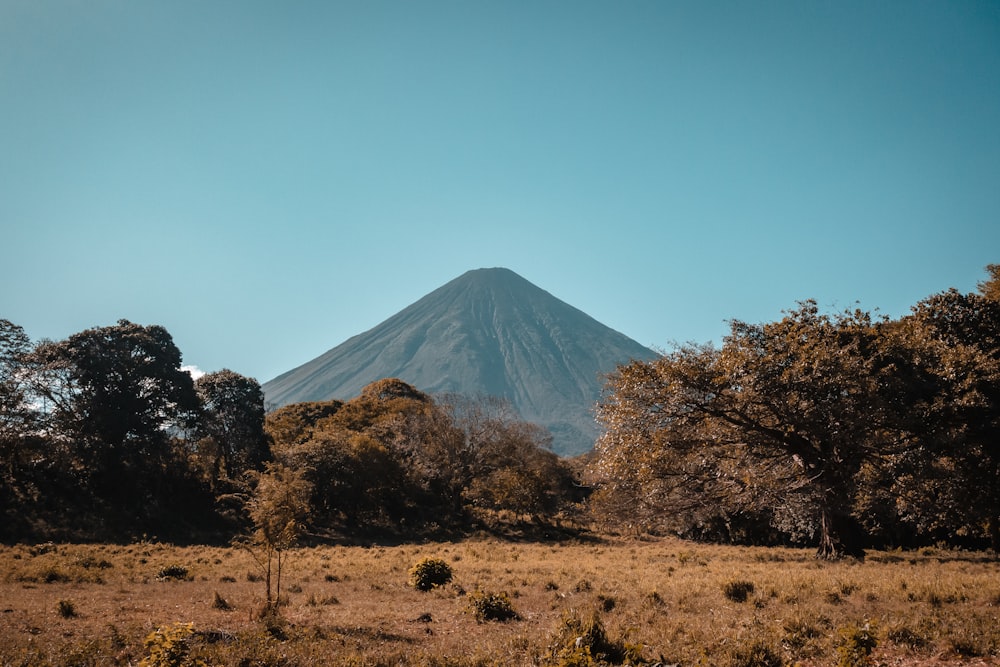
[816, 507, 839, 559]
[816, 505, 865, 560]
[275, 549, 283, 605]
[265, 547, 273, 604]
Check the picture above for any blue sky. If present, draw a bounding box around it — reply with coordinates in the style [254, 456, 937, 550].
[2, 1, 999, 383]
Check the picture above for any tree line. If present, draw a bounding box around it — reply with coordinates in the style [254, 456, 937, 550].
[0, 320, 580, 543]
[588, 264, 1000, 557]
[2, 264, 997, 557]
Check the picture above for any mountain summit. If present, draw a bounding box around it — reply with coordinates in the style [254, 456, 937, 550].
[262, 268, 658, 455]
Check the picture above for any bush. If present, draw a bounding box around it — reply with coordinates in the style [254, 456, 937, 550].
[727, 640, 782, 667]
[722, 580, 755, 603]
[157, 564, 189, 581]
[139, 622, 206, 667]
[408, 557, 453, 591]
[467, 590, 520, 623]
[837, 621, 878, 667]
[547, 610, 644, 666]
[57, 599, 77, 618]
[212, 591, 232, 611]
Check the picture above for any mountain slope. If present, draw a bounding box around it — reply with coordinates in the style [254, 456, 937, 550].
[262, 268, 658, 455]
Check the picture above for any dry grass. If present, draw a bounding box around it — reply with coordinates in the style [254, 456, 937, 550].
[1, 538, 998, 665]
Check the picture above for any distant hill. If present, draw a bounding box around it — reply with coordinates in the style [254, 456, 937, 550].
[262, 268, 658, 455]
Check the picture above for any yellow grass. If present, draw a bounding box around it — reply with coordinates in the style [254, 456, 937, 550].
[1, 538, 998, 665]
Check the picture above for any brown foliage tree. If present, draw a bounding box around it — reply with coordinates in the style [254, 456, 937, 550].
[592, 302, 910, 558]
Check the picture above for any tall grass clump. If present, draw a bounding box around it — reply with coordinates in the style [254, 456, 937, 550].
[726, 640, 782, 667]
[57, 599, 77, 618]
[722, 579, 755, 603]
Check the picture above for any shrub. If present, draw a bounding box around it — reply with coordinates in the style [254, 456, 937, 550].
[837, 621, 878, 667]
[57, 599, 77, 618]
[547, 610, 644, 666]
[42, 567, 71, 584]
[139, 622, 206, 667]
[258, 604, 288, 640]
[157, 564, 189, 581]
[408, 557, 453, 591]
[727, 640, 782, 667]
[212, 591, 232, 611]
[722, 580, 755, 603]
[886, 625, 926, 649]
[306, 593, 340, 606]
[467, 590, 520, 623]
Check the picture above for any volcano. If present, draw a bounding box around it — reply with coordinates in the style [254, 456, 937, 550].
[262, 268, 657, 455]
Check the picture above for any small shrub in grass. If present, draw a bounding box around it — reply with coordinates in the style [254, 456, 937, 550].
[212, 591, 232, 611]
[722, 580, 755, 603]
[782, 617, 821, 652]
[467, 590, 520, 623]
[726, 640, 782, 667]
[258, 604, 288, 640]
[38, 566, 70, 583]
[57, 599, 77, 618]
[139, 622, 206, 667]
[837, 621, 878, 667]
[307, 593, 340, 606]
[156, 564, 189, 581]
[409, 557, 453, 591]
[886, 625, 926, 650]
[548, 610, 644, 666]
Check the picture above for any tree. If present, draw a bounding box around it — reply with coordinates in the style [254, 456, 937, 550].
[439, 393, 572, 519]
[243, 462, 312, 606]
[27, 320, 200, 502]
[0, 320, 38, 476]
[978, 263, 1000, 302]
[889, 285, 1000, 549]
[592, 302, 908, 558]
[196, 369, 269, 481]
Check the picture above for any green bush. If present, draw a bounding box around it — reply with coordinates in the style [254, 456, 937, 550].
[408, 557, 453, 591]
[547, 610, 644, 666]
[837, 621, 878, 667]
[139, 622, 206, 667]
[467, 590, 520, 623]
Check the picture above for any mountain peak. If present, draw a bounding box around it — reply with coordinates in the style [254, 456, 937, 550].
[263, 269, 657, 455]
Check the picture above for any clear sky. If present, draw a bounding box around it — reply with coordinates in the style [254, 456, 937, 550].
[3, 1, 999, 383]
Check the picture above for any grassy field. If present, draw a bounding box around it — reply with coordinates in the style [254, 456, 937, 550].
[1, 537, 998, 666]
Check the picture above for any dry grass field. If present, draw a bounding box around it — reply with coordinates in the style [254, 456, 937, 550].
[1, 537, 998, 666]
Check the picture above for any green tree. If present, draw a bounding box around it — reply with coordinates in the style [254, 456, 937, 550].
[592, 302, 908, 558]
[27, 320, 200, 502]
[889, 284, 1000, 549]
[195, 369, 269, 482]
[0, 320, 38, 477]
